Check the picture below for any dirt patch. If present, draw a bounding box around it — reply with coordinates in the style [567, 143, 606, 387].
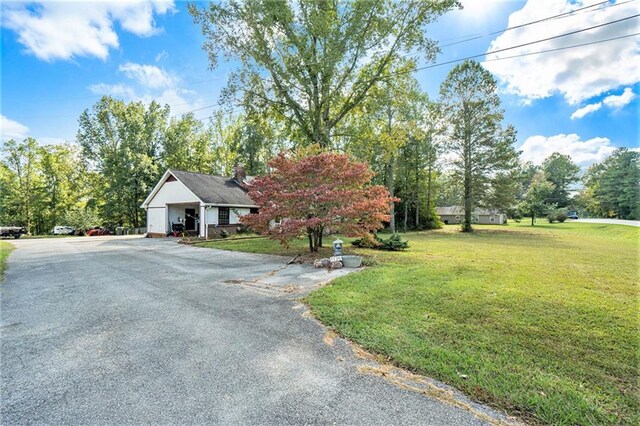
[323, 330, 338, 346]
[356, 363, 520, 426]
[282, 285, 303, 294]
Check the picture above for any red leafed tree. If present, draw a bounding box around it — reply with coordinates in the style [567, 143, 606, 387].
[241, 150, 396, 252]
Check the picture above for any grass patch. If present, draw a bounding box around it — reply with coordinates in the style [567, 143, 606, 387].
[307, 223, 640, 424]
[0, 241, 15, 281]
[205, 222, 639, 424]
[199, 234, 369, 262]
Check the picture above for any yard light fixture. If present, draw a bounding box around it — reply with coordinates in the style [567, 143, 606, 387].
[333, 238, 343, 256]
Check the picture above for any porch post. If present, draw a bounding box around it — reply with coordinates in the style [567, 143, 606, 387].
[200, 204, 205, 238]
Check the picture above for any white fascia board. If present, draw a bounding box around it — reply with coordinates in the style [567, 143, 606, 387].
[140, 169, 205, 208]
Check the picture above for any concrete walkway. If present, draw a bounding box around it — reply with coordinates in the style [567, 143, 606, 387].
[1, 236, 510, 425]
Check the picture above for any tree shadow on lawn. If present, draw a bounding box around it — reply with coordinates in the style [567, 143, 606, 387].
[406, 228, 573, 250]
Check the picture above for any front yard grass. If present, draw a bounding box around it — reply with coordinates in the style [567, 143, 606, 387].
[0, 241, 15, 281]
[204, 222, 639, 424]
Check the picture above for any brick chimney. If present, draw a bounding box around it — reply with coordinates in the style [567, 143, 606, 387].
[232, 165, 246, 185]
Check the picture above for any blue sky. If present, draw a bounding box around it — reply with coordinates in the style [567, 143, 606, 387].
[1, 0, 638, 167]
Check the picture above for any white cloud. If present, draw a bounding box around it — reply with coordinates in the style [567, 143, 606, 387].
[118, 63, 175, 89]
[483, 0, 640, 105]
[570, 102, 602, 120]
[520, 133, 618, 166]
[571, 87, 637, 119]
[1, 1, 175, 61]
[89, 83, 137, 98]
[0, 116, 68, 145]
[602, 87, 637, 109]
[155, 50, 169, 62]
[1, 115, 30, 142]
[89, 62, 205, 116]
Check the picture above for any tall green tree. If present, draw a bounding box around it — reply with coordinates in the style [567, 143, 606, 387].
[395, 102, 442, 230]
[36, 143, 90, 234]
[77, 96, 169, 227]
[522, 171, 556, 226]
[583, 149, 640, 219]
[345, 64, 425, 232]
[0, 138, 41, 233]
[542, 152, 580, 208]
[190, 0, 456, 149]
[438, 60, 519, 232]
[228, 92, 287, 175]
[161, 113, 217, 173]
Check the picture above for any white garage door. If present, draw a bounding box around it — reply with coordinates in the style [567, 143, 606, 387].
[147, 208, 166, 234]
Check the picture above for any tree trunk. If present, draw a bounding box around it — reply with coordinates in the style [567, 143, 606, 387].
[388, 157, 395, 233]
[313, 229, 321, 252]
[426, 161, 433, 226]
[463, 141, 473, 232]
[308, 229, 314, 252]
[403, 199, 408, 232]
[531, 213, 535, 226]
[462, 103, 473, 233]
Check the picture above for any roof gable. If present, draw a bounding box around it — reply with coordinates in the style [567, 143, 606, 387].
[142, 169, 257, 208]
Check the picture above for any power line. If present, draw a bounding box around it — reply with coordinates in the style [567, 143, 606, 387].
[9, 29, 638, 123]
[10, 0, 636, 110]
[170, 31, 640, 119]
[474, 32, 639, 66]
[387, 16, 639, 78]
[8, 5, 639, 120]
[439, 0, 624, 48]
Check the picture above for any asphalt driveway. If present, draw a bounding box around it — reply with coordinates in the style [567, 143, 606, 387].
[1, 236, 507, 425]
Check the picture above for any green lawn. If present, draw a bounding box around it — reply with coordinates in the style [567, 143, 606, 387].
[0, 241, 15, 281]
[203, 222, 639, 424]
[197, 234, 360, 260]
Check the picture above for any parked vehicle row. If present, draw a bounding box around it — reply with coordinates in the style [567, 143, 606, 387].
[86, 227, 111, 236]
[52, 226, 76, 235]
[50, 225, 112, 236]
[2, 225, 116, 238]
[0, 226, 27, 239]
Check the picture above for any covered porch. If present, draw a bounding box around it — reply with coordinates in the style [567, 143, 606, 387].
[167, 203, 203, 236]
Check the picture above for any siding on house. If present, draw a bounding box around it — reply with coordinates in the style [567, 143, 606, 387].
[142, 169, 258, 238]
[436, 207, 506, 225]
[147, 180, 200, 208]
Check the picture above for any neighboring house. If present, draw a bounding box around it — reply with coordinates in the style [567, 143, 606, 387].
[141, 167, 258, 238]
[436, 206, 506, 225]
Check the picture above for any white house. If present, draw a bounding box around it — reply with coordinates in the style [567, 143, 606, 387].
[141, 168, 258, 238]
[436, 206, 506, 225]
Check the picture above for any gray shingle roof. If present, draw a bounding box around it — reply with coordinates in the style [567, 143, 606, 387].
[170, 169, 257, 206]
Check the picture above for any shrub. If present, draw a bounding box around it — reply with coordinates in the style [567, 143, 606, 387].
[556, 212, 567, 223]
[547, 213, 556, 223]
[378, 233, 409, 251]
[352, 237, 375, 248]
[352, 233, 409, 251]
[219, 229, 229, 238]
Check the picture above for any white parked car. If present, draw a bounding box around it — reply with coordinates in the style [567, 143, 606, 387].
[51, 226, 75, 235]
